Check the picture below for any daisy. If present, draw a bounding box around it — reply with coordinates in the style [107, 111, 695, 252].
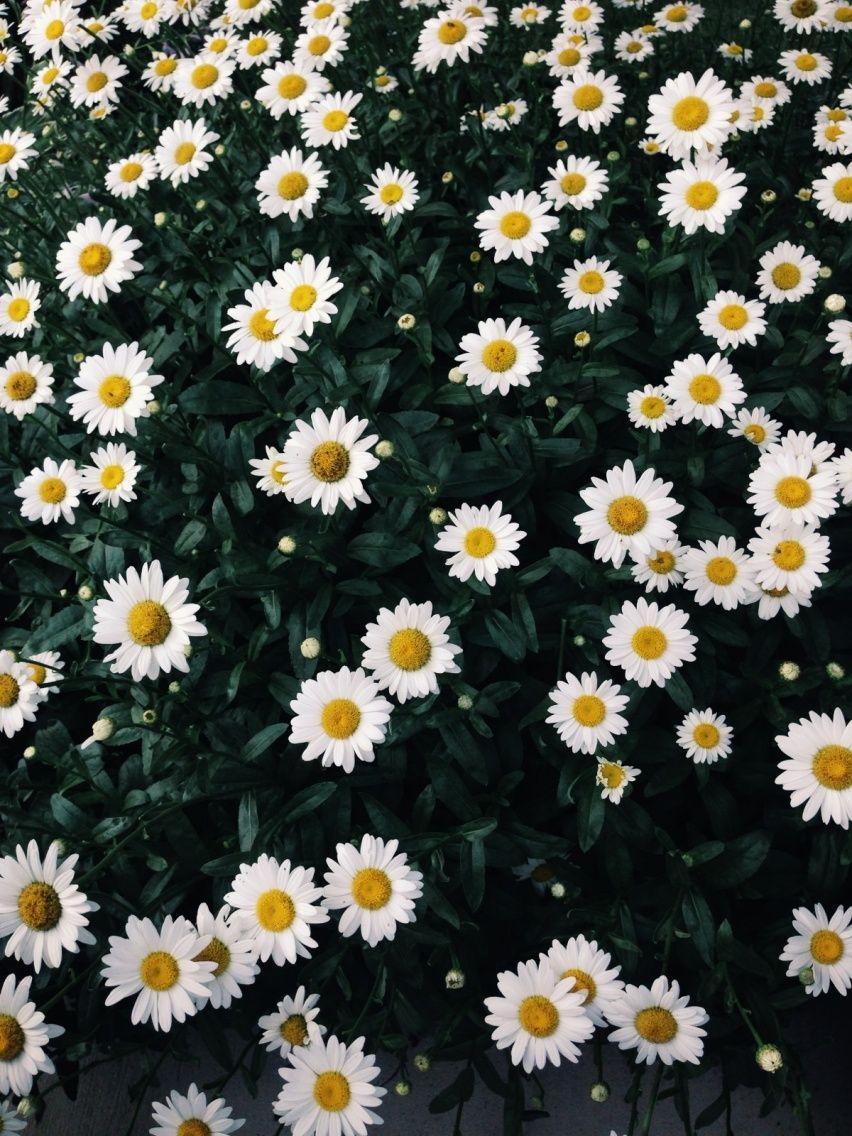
[101, 915, 215, 1031]
[151, 1084, 244, 1136]
[255, 61, 329, 118]
[740, 75, 791, 107]
[142, 53, 179, 92]
[748, 523, 830, 599]
[274, 1034, 385, 1134]
[435, 501, 526, 586]
[81, 14, 119, 42]
[780, 48, 832, 85]
[513, 859, 559, 893]
[69, 54, 126, 108]
[21, 650, 62, 704]
[55, 217, 141, 305]
[202, 28, 239, 56]
[455, 316, 542, 397]
[33, 60, 71, 97]
[0, 279, 40, 339]
[293, 19, 348, 70]
[627, 385, 678, 432]
[646, 69, 735, 158]
[756, 241, 821, 304]
[322, 834, 423, 947]
[155, 118, 219, 186]
[574, 460, 683, 569]
[813, 117, 849, 155]
[412, 13, 488, 72]
[727, 407, 781, 450]
[832, 447, 852, 503]
[173, 53, 234, 107]
[223, 280, 306, 372]
[361, 164, 419, 221]
[104, 151, 157, 199]
[237, 30, 282, 68]
[288, 667, 393, 773]
[780, 904, 852, 996]
[553, 68, 624, 133]
[827, 319, 852, 368]
[16, 458, 80, 526]
[736, 100, 777, 135]
[774, 0, 831, 33]
[544, 33, 594, 79]
[676, 708, 733, 764]
[542, 935, 624, 1025]
[718, 42, 751, 65]
[510, 3, 551, 26]
[25, 0, 83, 60]
[0, 44, 20, 75]
[547, 670, 629, 755]
[282, 406, 378, 515]
[361, 598, 462, 703]
[301, 90, 362, 149]
[615, 30, 654, 62]
[603, 598, 697, 689]
[474, 190, 558, 266]
[776, 709, 852, 828]
[827, 0, 852, 29]
[665, 353, 745, 427]
[658, 155, 746, 235]
[255, 147, 328, 222]
[542, 155, 608, 211]
[92, 560, 207, 681]
[560, 256, 622, 313]
[372, 71, 399, 93]
[259, 986, 325, 1056]
[269, 254, 342, 339]
[67, 341, 163, 436]
[484, 958, 594, 1072]
[630, 541, 686, 593]
[79, 442, 139, 507]
[225, 854, 328, 965]
[249, 445, 287, 495]
[191, 903, 258, 1010]
[0, 839, 97, 972]
[0, 128, 36, 183]
[747, 451, 839, 527]
[0, 975, 63, 1097]
[812, 161, 852, 222]
[606, 976, 708, 1065]
[0, 1102, 24, 1134]
[122, 0, 166, 36]
[698, 291, 767, 350]
[0, 650, 39, 738]
[682, 537, 757, 610]
[768, 426, 836, 475]
[596, 758, 640, 803]
[655, 1, 704, 31]
[302, 0, 350, 23]
[758, 584, 810, 620]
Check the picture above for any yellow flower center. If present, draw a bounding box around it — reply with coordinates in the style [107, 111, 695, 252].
[99, 464, 125, 489]
[0, 1015, 25, 1062]
[812, 744, 852, 791]
[771, 263, 801, 290]
[481, 338, 517, 372]
[438, 19, 467, 44]
[139, 950, 179, 991]
[558, 48, 581, 66]
[127, 600, 172, 646]
[718, 304, 748, 330]
[256, 888, 296, 931]
[672, 95, 710, 132]
[309, 440, 349, 482]
[772, 539, 805, 571]
[278, 171, 309, 200]
[0, 673, 19, 708]
[644, 550, 674, 576]
[457, 524, 495, 559]
[379, 182, 404, 204]
[754, 81, 777, 98]
[99, 375, 132, 407]
[39, 477, 66, 504]
[249, 308, 278, 341]
[561, 967, 597, 1003]
[572, 4, 592, 18]
[321, 697, 362, 739]
[640, 395, 666, 419]
[351, 867, 392, 910]
[795, 53, 817, 71]
[42, 66, 60, 84]
[191, 63, 218, 89]
[120, 161, 143, 183]
[743, 423, 766, 444]
[560, 172, 587, 196]
[626, 40, 643, 53]
[208, 36, 228, 52]
[774, 475, 811, 509]
[290, 284, 317, 311]
[247, 36, 268, 55]
[313, 1071, 351, 1112]
[29, 663, 47, 685]
[270, 461, 286, 484]
[322, 110, 348, 132]
[375, 75, 390, 86]
[308, 34, 331, 56]
[685, 181, 718, 210]
[635, 1006, 677, 1043]
[573, 84, 604, 111]
[6, 298, 30, 322]
[193, 936, 231, 977]
[78, 242, 112, 276]
[598, 761, 625, 790]
[631, 625, 667, 660]
[280, 1013, 309, 1046]
[834, 3, 852, 20]
[45, 19, 65, 39]
[791, 0, 817, 15]
[499, 210, 531, 239]
[692, 722, 720, 749]
[141, 1, 158, 17]
[573, 693, 606, 726]
[607, 495, 648, 535]
[726, 43, 743, 55]
[279, 73, 307, 98]
[833, 177, 852, 203]
[388, 628, 431, 671]
[706, 556, 737, 585]
[176, 1122, 211, 1136]
[518, 995, 559, 1038]
[666, 4, 688, 20]
[810, 929, 844, 965]
[578, 270, 605, 294]
[314, 0, 334, 15]
[174, 141, 196, 165]
[688, 374, 721, 404]
[86, 71, 108, 92]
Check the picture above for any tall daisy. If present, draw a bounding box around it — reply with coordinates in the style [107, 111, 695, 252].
[780, 904, 852, 996]
[361, 598, 462, 702]
[225, 855, 329, 965]
[322, 834, 423, 947]
[547, 670, 629, 755]
[474, 190, 559, 265]
[434, 501, 526, 586]
[676, 708, 733, 764]
[0, 974, 63, 1097]
[67, 341, 163, 436]
[603, 598, 697, 688]
[606, 976, 708, 1065]
[776, 709, 852, 829]
[274, 1035, 385, 1134]
[288, 667, 394, 773]
[55, 217, 141, 305]
[574, 460, 683, 568]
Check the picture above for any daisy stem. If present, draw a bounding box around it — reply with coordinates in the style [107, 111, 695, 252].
[639, 1062, 666, 1136]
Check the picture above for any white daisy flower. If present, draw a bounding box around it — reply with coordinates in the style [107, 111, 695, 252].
[282, 406, 378, 515]
[676, 708, 733, 764]
[747, 451, 839, 527]
[780, 47, 832, 85]
[484, 958, 594, 1072]
[541, 155, 608, 211]
[474, 190, 559, 265]
[55, 217, 142, 305]
[646, 69, 735, 158]
[69, 53, 126, 108]
[827, 0, 852, 30]
[361, 163, 419, 221]
[826, 317, 852, 365]
[105, 151, 157, 199]
[274, 1034, 385, 1134]
[23, 650, 63, 703]
[0, 974, 63, 1096]
[665, 353, 745, 427]
[293, 18, 348, 70]
[553, 68, 624, 133]
[812, 161, 852, 221]
[25, 0, 83, 60]
[542, 935, 624, 1025]
[249, 445, 287, 495]
[269, 254, 342, 339]
[434, 501, 525, 586]
[300, 90, 362, 149]
[544, 33, 594, 79]
[757, 584, 809, 620]
[322, 834, 423, 947]
[202, 29, 239, 56]
[255, 147, 328, 221]
[682, 537, 758, 610]
[0, 1101, 24, 1134]
[225, 854, 329, 965]
[740, 75, 791, 107]
[223, 280, 307, 372]
[718, 41, 751, 65]
[615, 29, 654, 61]
[833, 447, 852, 503]
[727, 406, 782, 449]
[735, 98, 777, 134]
[15, 458, 81, 526]
[756, 241, 821, 304]
[596, 758, 640, 803]
[629, 541, 686, 593]
[412, 13, 488, 72]
[603, 598, 697, 688]
[455, 316, 542, 397]
[748, 523, 830, 600]
[510, 3, 552, 27]
[0, 650, 39, 738]
[79, 442, 140, 507]
[655, 1, 705, 31]
[361, 598, 462, 703]
[547, 670, 629, 755]
[142, 53, 179, 91]
[151, 1083, 244, 1135]
[560, 256, 622, 313]
[697, 290, 767, 350]
[0, 277, 39, 338]
[774, 0, 832, 33]
[658, 154, 746, 235]
[255, 61, 330, 118]
[627, 385, 678, 432]
[776, 709, 852, 828]
[33, 61, 71, 97]
[191, 903, 259, 1010]
[561, 0, 604, 30]
[288, 666, 393, 773]
[813, 116, 849, 155]
[237, 30, 282, 68]
[372, 70, 399, 93]
[91, 559, 207, 681]
[174, 53, 234, 107]
[606, 976, 708, 1065]
[155, 118, 219, 186]
[513, 859, 559, 893]
[67, 341, 163, 436]
[574, 459, 683, 569]
[259, 986, 326, 1056]
[780, 904, 852, 996]
[122, 0, 166, 36]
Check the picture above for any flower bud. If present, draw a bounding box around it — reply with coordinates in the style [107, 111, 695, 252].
[798, 965, 814, 987]
[77, 584, 93, 601]
[448, 366, 465, 383]
[442, 171, 454, 184]
[817, 266, 832, 279]
[761, 189, 777, 204]
[429, 507, 448, 525]
[569, 227, 586, 243]
[278, 535, 297, 554]
[469, 250, 481, 263]
[545, 395, 558, 409]
[168, 680, 181, 694]
[445, 968, 466, 990]
[778, 661, 800, 681]
[550, 882, 566, 899]
[154, 211, 168, 227]
[574, 331, 591, 348]
[825, 294, 846, 313]
[473, 282, 485, 294]
[81, 717, 115, 749]
[23, 745, 36, 760]
[300, 637, 321, 659]
[146, 399, 161, 415]
[457, 693, 473, 711]
[142, 708, 158, 725]
[826, 661, 845, 679]
[397, 313, 416, 330]
[590, 1081, 610, 1102]
[413, 1053, 431, 1072]
[394, 1081, 411, 1097]
[376, 440, 395, 460]
[756, 1044, 783, 1073]
[7, 260, 25, 279]
[554, 139, 568, 152]
[388, 108, 402, 122]
[573, 634, 586, 646]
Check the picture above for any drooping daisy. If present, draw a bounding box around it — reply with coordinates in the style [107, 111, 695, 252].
[475, 190, 559, 265]
[455, 316, 542, 397]
[697, 291, 767, 350]
[274, 1034, 385, 1134]
[67, 341, 163, 436]
[553, 68, 624, 133]
[627, 385, 678, 432]
[15, 458, 81, 526]
[780, 48, 832, 85]
[780, 904, 852, 996]
[412, 12, 488, 73]
[0, 650, 39, 738]
[541, 155, 608, 211]
[682, 537, 757, 610]
[269, 254, 342, 339]
[301, 90, 362, 149]
[361, 598, 462, 702]
[259, 986, 326, 1056]
[776, 709, 852, 828]
[542, 936, 624, 1025]
[174, 53, 235, 107]
[191, 903, 258, 1010]
[646, 69, 735, 158]
[727, 407, 782, 450]
[547, 670, 629, 755]
[748, 523, 830, 600]
[92, 560, 207, 681]
[225, 854, 329, 965]
[104, 151, 157, 199]
[434, 501, 526, 586]
[756, 241, 821, 304]
[629, 541, 686, 593]
[560, 256, 622, 313]
[615, 29, 654, 62]
[748, 451, 839, 527]
[282, 407, 378, 515]
[101, 915, 215, 1031]
[655, 1, 705, 31]
[606, 976, 708, 1065]
[155, 118, 219, 186]
[0, 278, 40, 337]
[574, 460, 683, 568]
[223, 280, 306, 372]
[658, 154, 746, 235]
[774, 0, 832, 32]
[596, 758, 640, 804]
[0, 839, 97, 972]
[665, 353, 745, 427]
[361, 164, 419, 221]
[676, 708, 733, 764]
[322, 834, 423, 947]
[255, 147, 328, 221]
[55, 217, 142, 305]
[288, 667, 393, 773]
[0, 974, 63, 1097]
[151, 1083, 244, 1136]
[249, 445, 287, 496]
[255, 61, 329, 118]
[69, 53, 126, 108]
[484, 958, 594, 1072]
[812, 161, 852, 222]
[603, 598, 697, 689]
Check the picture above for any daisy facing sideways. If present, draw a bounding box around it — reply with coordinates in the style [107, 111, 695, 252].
[258, 986, 325, 1056]
[0, 650, 39, 738]
[547, 670, 629, 755]
[434, 501, 526, 586]
[542, 935, 625, 1026]
[474, 190, 559, 265]
[776, 709, 852, 829]
[605, 976, 708, 1065]
[150, 1084, 244, 1136]
[274, 1034, 385, 1135]
[455, 316, 542, 397]
[361, 598, 462, 702]
[596, 758, 640, 804]
[574, 459, 683, 568]
[191, 903, 259, 1011]
[224, 854, 329, 965]
[67, 341, 163, 436]
[0, 974, 64, 1097]
[281, 406, 378, 515]
[322, 834, 423, 947]
[55, 217, 142, 304]
[780, 904, 852, 997]
[676, 708, 733, 764]
[603, 598, 697, 688]
[288, 666, 394, 773]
